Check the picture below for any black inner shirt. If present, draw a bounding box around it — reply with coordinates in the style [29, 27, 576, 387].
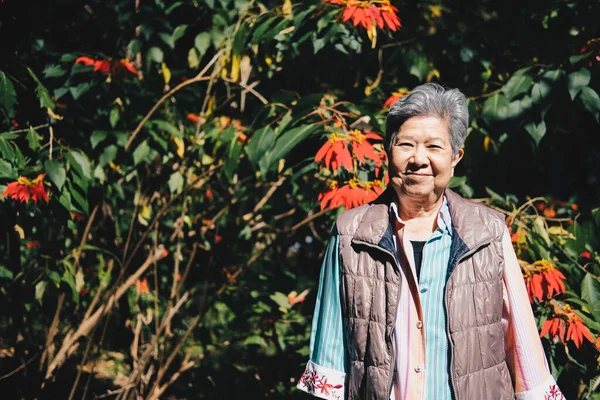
[410, 241, 427, 281]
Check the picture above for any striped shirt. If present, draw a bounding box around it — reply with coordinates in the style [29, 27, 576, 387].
[297, 198, 563, 400]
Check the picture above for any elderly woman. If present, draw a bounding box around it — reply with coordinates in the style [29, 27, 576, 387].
[297, 83, 563, 400]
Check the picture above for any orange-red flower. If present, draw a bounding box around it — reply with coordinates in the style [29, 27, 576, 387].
[580, 38, 600, 64]
[318, 179, 383, 210]
[26, 240, 40, 249]
[315, 132, 354, 171]
[187, 113, 200, 124]
[522, 259, 566, 303]
[510, 230, 526, 244]
[543, 208, 556, 218]
[71, 212, 85, 222]
[581, 251, 592, 259]
[571, 203, 578, 211]
[383, 88, 410, 108]
[328, 0, 401, 32]
[2, 174, 49, 204]
[349, 130, 382, 165]
[206, 189, 213, 199]
[134, 278, 150, 294]
[75, 56, 138, 76]
[540, 304, 595, 349]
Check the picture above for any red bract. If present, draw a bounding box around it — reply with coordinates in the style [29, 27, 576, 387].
[349, 130, 382, 164]
[26, 240, 40, 249]
[522, 260, 566, 302]
[580, 251, 592, 259]
[543, 208, 556, 218]
[134, 278, 150, 294]
[383, 88, 410, 108]
[75, 56, 138, 76]
[314, 133, 354, 172]
[2, 174, 49, 204]
[318, 179, 383, 210]
[325, 0, 401, 32]
[540, 304, 594, 349]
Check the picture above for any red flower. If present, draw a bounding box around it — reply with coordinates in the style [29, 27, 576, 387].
[75, 56, 138, 76]
[383, 88, 410, 108]
[522, 260, 566, 302]
[2, 174, 49, 204]
[214, 235, 223, 244]
[349, 130, 382, 165]
[134, 278, 150, 294]
[206, 189, 213, 199]
[71, 212, 85, 222]
[580, 251, 592, 259]
[511, 231, 525, 244]
[580, 38, 600, 64]
[540, 304, 594, 349]
[26, 240, 40, 249]
[187, 113, 200, 124]
[334, 0, 401, 32]
[543, 208, 556, 218]
[318, 179, 383, 210]
[570, 203, 578, 211]
[315, 133, 354, 172]
[536, 202, 546, 211]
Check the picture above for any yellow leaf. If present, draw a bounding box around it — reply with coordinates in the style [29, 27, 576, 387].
[47, 107, 63, 120]
[483, 136, 494, 152]
[173, 136, 185, 159]
[429, 5, 442, 18]
[14, 224, 25, 239]
[364, 85, 372, 97]
[367, 24, 377, 49]
[161, 62, 171, 85]
[282, 0, 292, 16]
[206, 95, 216, 116]
[548, 226, 576, 239]
[278, 158, 285, 173]
[230, 55, 240, 82]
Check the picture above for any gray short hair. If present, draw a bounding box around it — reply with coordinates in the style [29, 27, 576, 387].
[385, 83, 468, 156]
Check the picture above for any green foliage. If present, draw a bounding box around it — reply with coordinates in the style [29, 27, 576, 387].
[0, 0, 599, 398]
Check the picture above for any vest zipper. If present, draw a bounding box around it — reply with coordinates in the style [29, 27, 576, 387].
[444, 241, 492, 400]
[352, 239, 401, 399]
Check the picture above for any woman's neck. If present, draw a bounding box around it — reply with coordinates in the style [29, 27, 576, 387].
[396, 193, 444, 222]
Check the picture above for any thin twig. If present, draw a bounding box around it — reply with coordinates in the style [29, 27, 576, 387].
[287, 208, 330, 232]
[0, 353, 38, 380]
[1, 123, 49, 135]
[125, 50, 224, 151]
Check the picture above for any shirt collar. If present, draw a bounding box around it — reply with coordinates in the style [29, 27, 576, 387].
[389, 197, 453, 236]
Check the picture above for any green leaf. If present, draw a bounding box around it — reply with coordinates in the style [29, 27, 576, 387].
[149, 120, 181, 137]
[482, 94, 509, 124]
[69, 82, 92, 100]
[99, 145, 118, 167]
[133, 140, 150, 165]
[68, 151, 92, 179]
[0, 159, 16, 179]
[567, 68, 590, 100]
[159, 32, 175, 49]
[0, 138, 15, 161]
[268, 124, 316, 170]
[128, 39, 143, 56]
[570, 51, 591, 65]
[43, 64, 67, 78]
[0, 266, 14, 280]
[173, 24, 188, 43]
[168, 171, 184, 194]
[524, 120, 547, 146]
[270, 291, 291, 311]
[0, 70, 18, 116]
[147, 47, 164, 63]
[195, 32, 211, 57]
[579, 86, 600, 122]
[35, 281, 47, 305]
[502, 74, 533, 101]
[109, 107, 120, 128]
[188, 48, 200, 69]
[223, 138, 242, 182]
[45, 160, 66, 190]
[245, 126, 275, 168]
[90, 131, 108, 149]
[27, 67, 54, 110]
[581, 274, 600, 319]
[26, 126, 41, 151]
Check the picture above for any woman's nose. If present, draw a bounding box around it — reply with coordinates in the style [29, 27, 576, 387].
[411, 145, 429, 166]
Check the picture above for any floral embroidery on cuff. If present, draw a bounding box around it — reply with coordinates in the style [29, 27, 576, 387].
[297, 361, 345, 400]
[544, 384, 564, 400]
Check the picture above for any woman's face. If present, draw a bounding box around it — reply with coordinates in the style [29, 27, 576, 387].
[388, 115, 463, 204]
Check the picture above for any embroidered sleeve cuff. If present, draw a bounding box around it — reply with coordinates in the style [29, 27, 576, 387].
[296, 360, 346, 400]
[515, 375, 564, 400]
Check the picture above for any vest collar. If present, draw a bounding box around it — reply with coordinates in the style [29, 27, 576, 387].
[351, 187, 496, 252]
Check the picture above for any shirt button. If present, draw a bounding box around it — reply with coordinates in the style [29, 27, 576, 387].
[420, 286, 429, 293]
[414, 365, 423, 373]
[416, 321, 423, 329]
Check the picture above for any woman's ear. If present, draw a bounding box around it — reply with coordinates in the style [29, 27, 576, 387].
[451, 148, 464, 169]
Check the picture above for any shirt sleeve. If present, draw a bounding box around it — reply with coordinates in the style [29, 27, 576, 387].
[297, 227, 347, 400]
[501, 228, 565, 400]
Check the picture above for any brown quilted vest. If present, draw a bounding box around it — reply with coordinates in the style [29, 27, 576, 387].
[336, 188, 515, 400]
